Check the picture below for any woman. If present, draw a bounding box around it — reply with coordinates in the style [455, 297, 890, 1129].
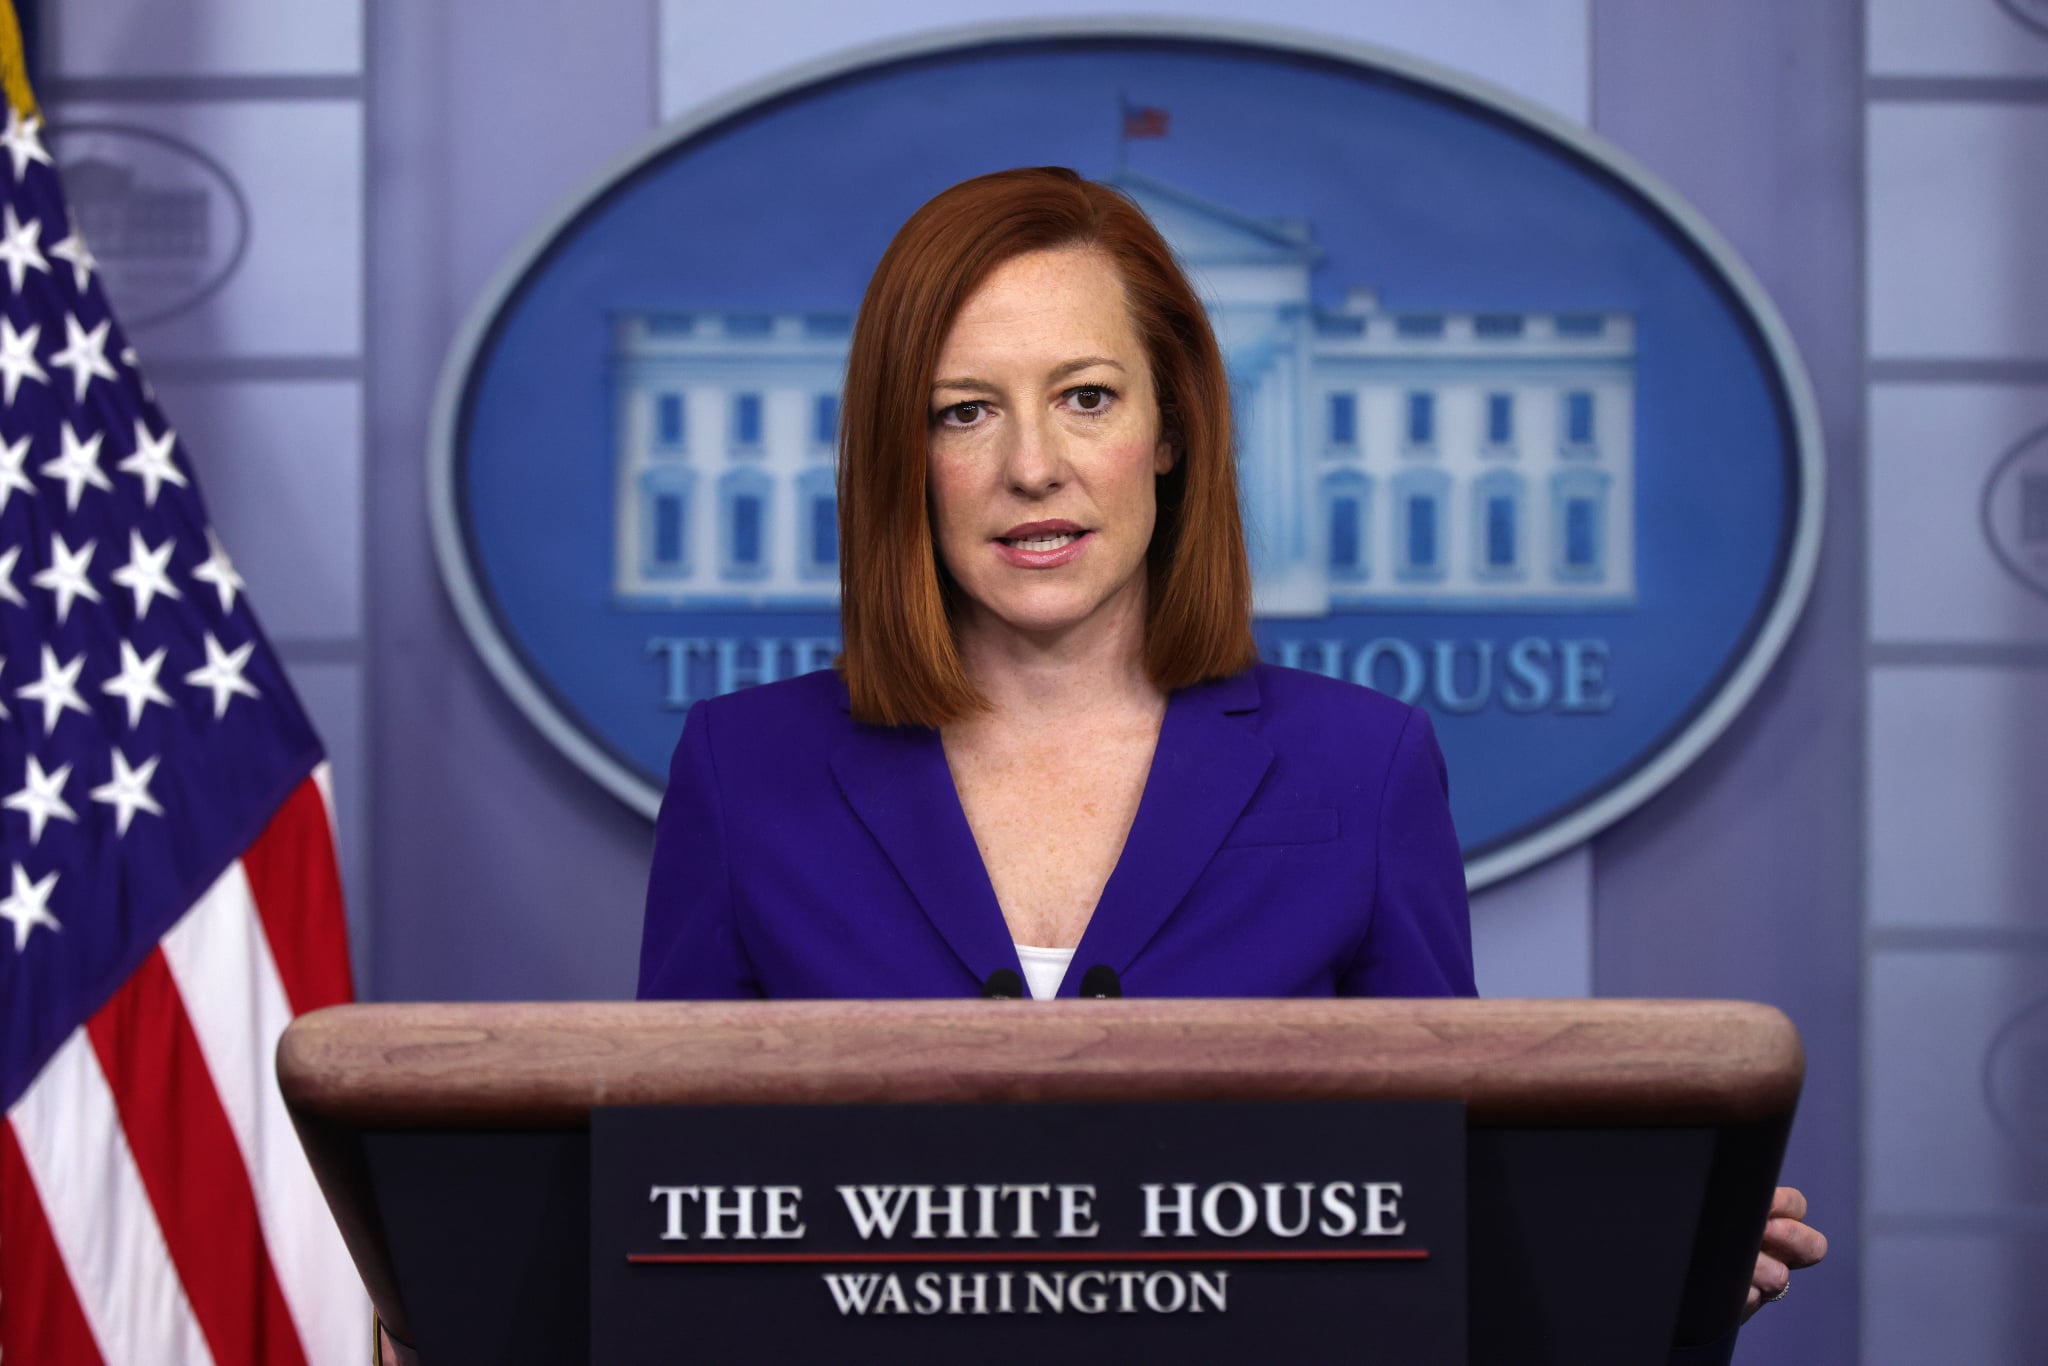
[635, 166, 1820, 1312]
[638, 166, 1471, 1003]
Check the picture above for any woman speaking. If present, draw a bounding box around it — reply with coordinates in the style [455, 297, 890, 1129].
[637, 166, 1472, 1003]
[635, 166, 1820, 1315]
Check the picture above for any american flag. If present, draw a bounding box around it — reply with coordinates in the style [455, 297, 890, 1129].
[0, 66, 367, 1366]
[1121, 102, 1170, 140]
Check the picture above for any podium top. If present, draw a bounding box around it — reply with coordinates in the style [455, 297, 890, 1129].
[277, 998, 1800, 1127]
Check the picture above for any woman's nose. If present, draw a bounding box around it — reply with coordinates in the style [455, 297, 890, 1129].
[1001, 413, 1065, 495]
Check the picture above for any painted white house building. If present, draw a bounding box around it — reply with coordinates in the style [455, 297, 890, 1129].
[612, 173, 1635, 615]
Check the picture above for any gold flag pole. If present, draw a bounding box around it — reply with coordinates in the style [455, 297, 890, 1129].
[0, 0, 39, 118]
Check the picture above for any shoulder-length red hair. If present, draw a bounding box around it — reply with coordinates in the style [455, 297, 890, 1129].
[837, 166, 1255, 727]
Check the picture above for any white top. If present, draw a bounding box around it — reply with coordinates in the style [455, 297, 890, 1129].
[1013, 944, 1077, 1001]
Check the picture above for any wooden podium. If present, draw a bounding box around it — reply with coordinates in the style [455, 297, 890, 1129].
[277, 999, 1801, 1365]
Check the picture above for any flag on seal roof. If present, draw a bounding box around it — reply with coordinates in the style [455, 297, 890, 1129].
[0, 4, 369, 1361]
[1120, 101, 1170, 139]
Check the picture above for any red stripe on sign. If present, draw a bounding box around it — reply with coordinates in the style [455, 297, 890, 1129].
[241, 776, 354, 1015]
[630, 1247, 1430, 1265]
[86, 950, 310, 1366]
[0, 1116, 107, 1366]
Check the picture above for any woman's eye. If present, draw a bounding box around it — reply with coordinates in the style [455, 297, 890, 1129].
[1067, 386, 1116, 413]
[938, 401, 984, 426]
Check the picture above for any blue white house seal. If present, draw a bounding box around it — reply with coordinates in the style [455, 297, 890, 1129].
[430, 20, 1824, 888]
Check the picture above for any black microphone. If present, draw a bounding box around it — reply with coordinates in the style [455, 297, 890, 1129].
[981, 968, 1024, 999]
[1078, 965, 1122, 999]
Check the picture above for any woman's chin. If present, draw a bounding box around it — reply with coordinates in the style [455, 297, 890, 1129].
[966, 594, 1141, 648]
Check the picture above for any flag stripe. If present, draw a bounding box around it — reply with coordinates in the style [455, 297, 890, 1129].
[0, 62, 360, 1366]
[7, 1030, 216, 1366]
[1, 1117, 106, 1366]
[164, 842, 369, 1366]
[240, 775, 354, 1016]
[311, 760, 339, 848]
[85, 948, 309, 1366]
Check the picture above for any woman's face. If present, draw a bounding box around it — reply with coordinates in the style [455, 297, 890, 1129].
[926, 245, 1173, 652]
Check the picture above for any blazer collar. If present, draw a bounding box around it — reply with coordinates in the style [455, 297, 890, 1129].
[828, 667, 1272, 993]
[830, 711, 1016, 988]
[1068, 667, 1271, 988]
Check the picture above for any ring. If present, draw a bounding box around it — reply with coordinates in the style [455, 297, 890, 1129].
[1763, 1280, 1791, 1305]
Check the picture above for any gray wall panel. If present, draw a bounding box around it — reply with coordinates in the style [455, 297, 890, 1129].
[47, 99, 364, 359]
[1869, 0, 2048, 76]
[153, 379, 363, 641]
[49, 0, 364, 78]
[1869, 103, 2048, 361]
[1869, 666, 2048, 931]
[1868, 949, 2048, 1213]
[366, 0, 660, 1000]
[1590, 2, 1865, 1360]
[1868, 383, 2048, 645]
[1866, 1230, 2048, 1364]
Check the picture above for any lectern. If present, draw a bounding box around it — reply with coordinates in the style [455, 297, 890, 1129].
[277, 999, 1800, 1365]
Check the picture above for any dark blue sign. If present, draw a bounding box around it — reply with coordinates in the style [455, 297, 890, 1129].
[432, 22, 1822, 885]
[591, 1101, 1465, 1364]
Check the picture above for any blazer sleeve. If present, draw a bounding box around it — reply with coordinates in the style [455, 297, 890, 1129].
[637, 699, 763, 1000]
[1338, 705, 1479, 998]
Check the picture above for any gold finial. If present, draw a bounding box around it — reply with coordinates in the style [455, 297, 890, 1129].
[0, 1, 39, 119]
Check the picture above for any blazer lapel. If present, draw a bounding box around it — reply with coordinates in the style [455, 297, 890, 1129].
[1069, 669, 1272, 988]
[829, 719, 1018, 987]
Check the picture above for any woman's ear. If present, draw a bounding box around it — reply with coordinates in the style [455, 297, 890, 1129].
[1154, 439, 1177, 475]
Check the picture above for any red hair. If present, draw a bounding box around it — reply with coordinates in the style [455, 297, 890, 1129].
[837, 167, 1256, 727]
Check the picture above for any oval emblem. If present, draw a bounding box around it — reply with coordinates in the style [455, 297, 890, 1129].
[1985, 992, 2048, 1159]
[431, 22, 1822, 888]
[44, 122, 250, 327]
[1983, 424, 2048, 601]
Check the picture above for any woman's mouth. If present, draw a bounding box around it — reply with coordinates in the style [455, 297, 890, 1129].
[993, 524, 1092, 567]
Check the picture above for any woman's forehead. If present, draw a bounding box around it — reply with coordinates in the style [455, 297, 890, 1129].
[937, 247, 1141, 374]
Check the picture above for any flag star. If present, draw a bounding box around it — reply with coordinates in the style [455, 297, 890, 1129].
[48, 218, 97, 292]
[0, 434, 29, 518]
[0, 317, 44, 405]
[30, 532, 101, 624]
[0, 203, 48, 293]
[191, 528, 245, 615]
[91, 750, 164, 837]
[119, 419, 188, 506]
[185, 632, 261, 719]
[120, 345, 155, 401]
[16, 644, 92, 734]
[102, 639, 173, 729]
[0, 107, 53, 182]
[4, 755, 77, 846]
[111, 529, 182, 620]
[0, 655, 8, 720]
[50, 314, 117, 403]
[0, 543, 22, 609]
[0, 863, 60, 952]
[42, 421, 113, 512]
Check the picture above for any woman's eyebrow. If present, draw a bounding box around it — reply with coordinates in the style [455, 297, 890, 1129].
[1049, 356, 1126, 382]
[932, 357, 1127, 392]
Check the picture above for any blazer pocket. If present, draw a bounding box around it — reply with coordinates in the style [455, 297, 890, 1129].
[1223, 808, 1340, 847]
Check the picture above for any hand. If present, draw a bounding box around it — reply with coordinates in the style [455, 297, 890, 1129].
[1743, 1185, 1827, 1321]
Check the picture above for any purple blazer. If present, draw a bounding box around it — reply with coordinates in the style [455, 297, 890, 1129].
[637, 663, 1476, 1001]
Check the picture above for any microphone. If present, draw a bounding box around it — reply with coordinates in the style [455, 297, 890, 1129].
[981, 968, 1024, 999]
[1078, 965, 1122, 999]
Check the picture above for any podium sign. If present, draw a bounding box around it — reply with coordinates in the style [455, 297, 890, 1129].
[592, 1101, 1466, 1364]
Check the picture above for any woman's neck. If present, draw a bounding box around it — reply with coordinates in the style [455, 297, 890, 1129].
[951, 591, 1163, 729]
